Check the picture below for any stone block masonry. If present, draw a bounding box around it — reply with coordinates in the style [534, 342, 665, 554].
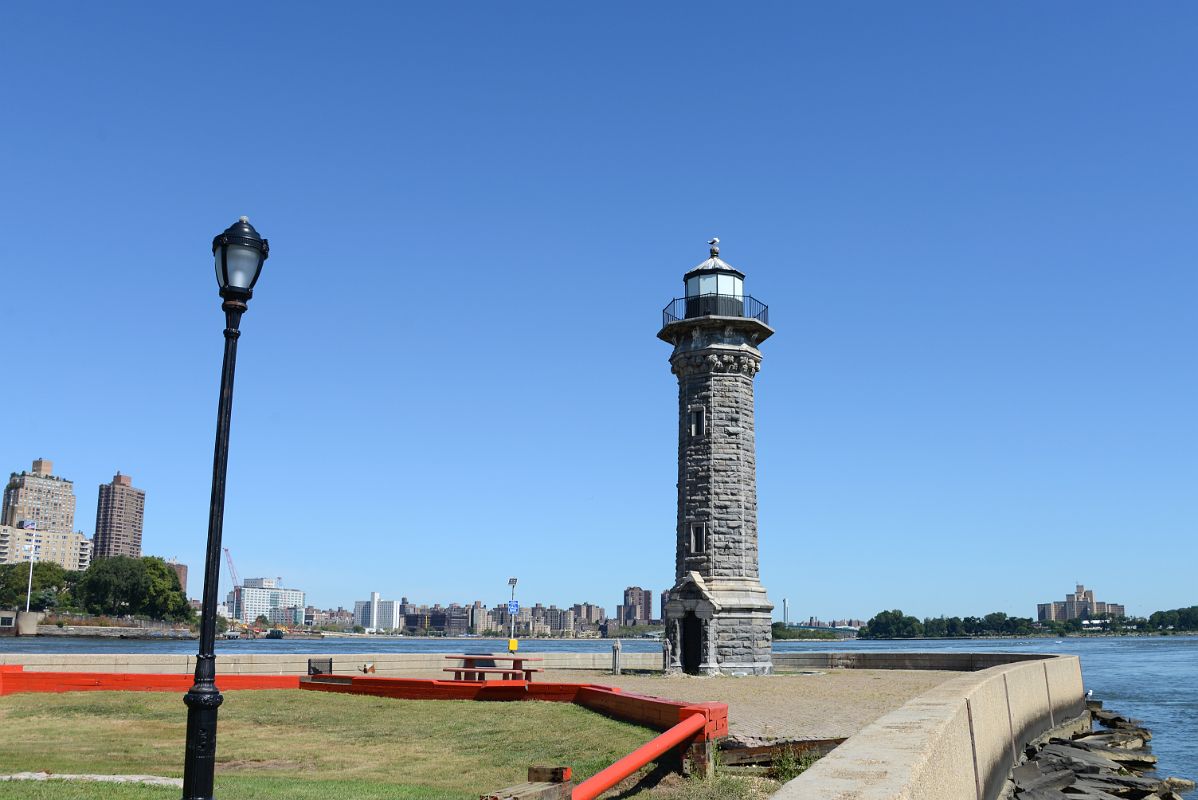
[659, 243, 775, 675]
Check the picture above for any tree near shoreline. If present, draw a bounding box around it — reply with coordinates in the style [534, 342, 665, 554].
[73, 556, 193, 622]
[860, 609, 1036, 638]
[859, 606, 1198, 638]
[0, 562, 74, 611]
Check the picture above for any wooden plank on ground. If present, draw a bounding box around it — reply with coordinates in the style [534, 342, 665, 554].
[527, 766, 572, 782]
[479, 780, 572, 799]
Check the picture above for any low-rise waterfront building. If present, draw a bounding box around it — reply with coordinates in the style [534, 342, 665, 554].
[226, 577, 305, 624]
[268, 605, 305, 626]
[0, 524, 92, 571]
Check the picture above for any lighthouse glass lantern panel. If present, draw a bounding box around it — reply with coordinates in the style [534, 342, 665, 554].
[685, 270, 744, 318]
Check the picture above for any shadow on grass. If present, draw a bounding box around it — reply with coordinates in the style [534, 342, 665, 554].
[604, 760, 679, 799]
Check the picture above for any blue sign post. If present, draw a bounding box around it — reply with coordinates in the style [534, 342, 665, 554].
[507, 577, 519, 652]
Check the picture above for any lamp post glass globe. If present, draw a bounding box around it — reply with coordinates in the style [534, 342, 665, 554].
[212, 216, 269, 297]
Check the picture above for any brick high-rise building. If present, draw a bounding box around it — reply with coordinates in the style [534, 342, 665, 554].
[660, 240, 775, 675]
[94, 472, 145, 559]
[622, 586, 654, 624]
[166, 559, 188, 596]
[3, 459, 77, 534]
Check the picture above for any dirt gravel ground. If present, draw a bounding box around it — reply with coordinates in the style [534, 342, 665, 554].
[541, 668, 959, 744]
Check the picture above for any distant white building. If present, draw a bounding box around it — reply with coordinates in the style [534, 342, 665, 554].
[353, 591, 403, 632]
[226, 577, 305, 624]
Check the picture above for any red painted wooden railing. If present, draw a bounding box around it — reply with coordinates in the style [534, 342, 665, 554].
[571, 711, 708, 800]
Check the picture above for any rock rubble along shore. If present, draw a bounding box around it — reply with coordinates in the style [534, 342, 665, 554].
[35, 625, 195, 639]
[1012, 706, 1195, 800]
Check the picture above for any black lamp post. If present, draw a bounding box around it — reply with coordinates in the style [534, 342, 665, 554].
[182, 217, 269, 800]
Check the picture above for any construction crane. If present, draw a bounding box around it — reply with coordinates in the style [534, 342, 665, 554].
[223, 547, 245, 629]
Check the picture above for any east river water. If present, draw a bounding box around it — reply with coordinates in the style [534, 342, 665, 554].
[3, 634, 1194, 781]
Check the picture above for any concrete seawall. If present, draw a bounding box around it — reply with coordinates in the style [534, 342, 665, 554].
[0, 651, 660, 675]
[772, 653, 1084, 800]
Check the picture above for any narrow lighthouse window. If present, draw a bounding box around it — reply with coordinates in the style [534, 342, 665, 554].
[689, 407, 705, 438]
[690, 523, 706, 554]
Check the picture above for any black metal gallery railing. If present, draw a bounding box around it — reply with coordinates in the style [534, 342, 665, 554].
[662, 294, 769, 326]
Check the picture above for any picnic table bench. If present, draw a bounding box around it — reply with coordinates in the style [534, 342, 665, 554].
[443, 654, 544, 682]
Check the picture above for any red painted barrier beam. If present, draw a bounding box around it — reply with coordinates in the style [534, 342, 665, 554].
[571, 711, 708, 800]
[0, 669, 298, 696]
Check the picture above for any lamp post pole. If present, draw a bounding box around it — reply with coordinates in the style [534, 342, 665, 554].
[182, 218, 268, 800]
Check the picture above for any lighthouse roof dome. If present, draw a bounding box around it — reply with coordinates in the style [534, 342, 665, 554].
[684, 240, 746, 280]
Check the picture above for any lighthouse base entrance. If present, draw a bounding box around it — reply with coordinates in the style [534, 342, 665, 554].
[664, 572, 773, 676]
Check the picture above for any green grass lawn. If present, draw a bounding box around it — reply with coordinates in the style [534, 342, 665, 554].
[0, 690, 657, 799]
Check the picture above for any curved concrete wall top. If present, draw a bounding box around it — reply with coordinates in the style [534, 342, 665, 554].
[772, 654, 1084, 800]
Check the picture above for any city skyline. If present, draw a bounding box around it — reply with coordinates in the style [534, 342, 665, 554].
[2, 6, 1194, 619]
[0, 447, 1185, 621]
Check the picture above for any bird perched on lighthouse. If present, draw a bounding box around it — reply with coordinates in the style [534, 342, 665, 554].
[708, 237, 720, 256]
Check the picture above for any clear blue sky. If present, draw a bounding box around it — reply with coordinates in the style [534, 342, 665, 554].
[2, 3, 1194, 620]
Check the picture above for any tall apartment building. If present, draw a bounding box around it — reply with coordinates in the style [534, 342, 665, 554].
[445, 604, 472, 637]
[3, 459, 77, 534]
[467, 600, 488, 634]
[353, 592, 404, 632]
[0, 525, 92, 571]
[226, 577, 305, 624]
[93, 472, 145, 559]
[571, 602, 606, 628]
[622, 586, 653, 623]
[1037, 584, 1126, 622]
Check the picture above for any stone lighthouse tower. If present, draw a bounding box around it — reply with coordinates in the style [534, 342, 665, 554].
[660, 240, 774, 675]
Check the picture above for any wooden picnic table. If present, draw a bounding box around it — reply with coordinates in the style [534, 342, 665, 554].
[443, 654, 545, 682]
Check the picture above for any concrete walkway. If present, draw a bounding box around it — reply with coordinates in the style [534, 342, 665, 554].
[543, 668, 959, 745]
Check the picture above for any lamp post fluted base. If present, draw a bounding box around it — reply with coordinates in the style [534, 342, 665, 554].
[181, 677, 224, 799]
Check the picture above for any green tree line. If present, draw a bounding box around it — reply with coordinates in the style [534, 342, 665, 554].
[0, 556, 194, 623]
[859, 606, 1198, 638]
[860, 610, 1038, 638]
[772, 622, 840, 640]
[1146, 606, 1198, 630]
